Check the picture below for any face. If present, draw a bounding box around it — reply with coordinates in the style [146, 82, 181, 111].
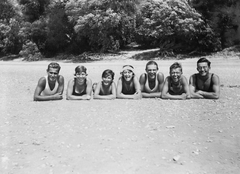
[146, 64, 158, 79]
[122, 70, 133, 82]
[102, 75, 113, 85]
[47, 68, 59, 82]
[75, 71, 87, 83]
[197, 62, 210, 76]
[170, 68, 182, 82]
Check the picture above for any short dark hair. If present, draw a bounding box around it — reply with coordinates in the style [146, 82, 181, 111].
[145, 60, 158, 70]
[170, 62, 182, 72]
[75, 65, 87, 75]
[197, 57, 211, 67]
[47, 62, 61, 72]
[102, 69, 115, 80]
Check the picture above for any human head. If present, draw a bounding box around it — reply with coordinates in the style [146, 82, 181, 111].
[145, 61, 158, 79]
[46, 62, 60, 82]
[75, 65, 87, 76]
[102, 69, 115, 80]
[169, 62, 182, 82]
[121, 65, 135, 75]
[197, 58, 211, 76]
[47, 62, 61, 73]
[121, 65, 135, 81]
[145, 60, 158, 71]
[197, 57, 211, 67]
[170, 62, 182, 73]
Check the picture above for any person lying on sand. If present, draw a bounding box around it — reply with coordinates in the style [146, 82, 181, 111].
[116, 65, 142, 99]
[189, 58, 220, 99]
[33, 62, 64, 101]
[139, 61, 164, 98]
[66, 65, 92, 100]
[93, 69, 117, 100]
[161, 62, 190, 100]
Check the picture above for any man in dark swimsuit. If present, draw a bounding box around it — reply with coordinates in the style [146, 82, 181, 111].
[189, 58, 220, 99]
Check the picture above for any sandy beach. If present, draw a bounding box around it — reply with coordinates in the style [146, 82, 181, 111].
[1, 55, 240, 174]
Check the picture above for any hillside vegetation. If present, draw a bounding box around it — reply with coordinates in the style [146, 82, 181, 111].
[0, 0, 239, 61]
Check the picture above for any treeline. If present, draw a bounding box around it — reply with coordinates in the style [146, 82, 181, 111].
[0, 0, 239, 60]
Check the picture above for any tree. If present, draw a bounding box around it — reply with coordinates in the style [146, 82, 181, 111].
[65, 0, 139, 52]
[0, 0, 23, 56]
[135, 0, 220, 53]
[18, 0, 50, 22]
[190, 0, 239, 48]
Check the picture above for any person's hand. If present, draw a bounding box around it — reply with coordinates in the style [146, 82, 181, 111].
[54, 93, 63, 100]
[181, 93, 187, 100]
[134, 92, 142, 99]
[186, 94, 191, 99]
[196, 90, 204, 96]
[85, 95, 91, 100]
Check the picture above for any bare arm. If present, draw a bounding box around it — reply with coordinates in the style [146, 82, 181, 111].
[182, 76, 191, 99]
[93, 81, 116, 100]
[189, 75, 204, 99]
[196, 75, 220, 99]
[133, 76, 142, 99]
[56, 75, 64, 94]
[161, 76, 187, 100]
[33, 77, 63, 101]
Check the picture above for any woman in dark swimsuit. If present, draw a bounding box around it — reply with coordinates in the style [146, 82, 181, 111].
[66, 65, 92, 100]
[116, 65, 142, 99]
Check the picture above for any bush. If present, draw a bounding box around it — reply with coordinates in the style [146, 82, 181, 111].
[0, 18, 23, 55]
[135, 0, 221, 53]
[19, 40, 43, 61]
[66, 0, 137, 53]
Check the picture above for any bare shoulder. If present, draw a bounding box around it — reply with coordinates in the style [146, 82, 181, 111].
[212, 73, 220, 83]
[138, 73, 145, 84]
[86, 77, 92, 85]
[139, 73, 146, 78]
[67, 79, 74, 85]
[157, 71, 164, 77]
[133, 75, 139, 81]
[181, 75, 188, 82]
[189, 73, 196, 79]
[212, 73, 219, 79]
[157, 72, 164, 80]
[165, 76, 171, 81]
[182, 75, 188, 80]
[38, 76, 46, 86]
[57, 75, 64, 83]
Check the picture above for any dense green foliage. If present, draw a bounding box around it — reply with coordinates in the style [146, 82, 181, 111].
[0, 0, 239, 59]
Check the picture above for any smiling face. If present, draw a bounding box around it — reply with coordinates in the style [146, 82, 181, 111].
[102, 75, 113, 86]
[122, 69, 133, 82]
[146, 64, 158, 80]
[75, 71, 87, 83]
[170, 68, 182, 83]
[47, 68, 59, 82]
[197, 62, 210, 77]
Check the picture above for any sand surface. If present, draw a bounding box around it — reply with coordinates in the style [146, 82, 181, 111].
[1, 56, 240, 174]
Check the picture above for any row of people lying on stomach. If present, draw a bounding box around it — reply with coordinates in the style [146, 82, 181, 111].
[33, 58, 220, 101]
